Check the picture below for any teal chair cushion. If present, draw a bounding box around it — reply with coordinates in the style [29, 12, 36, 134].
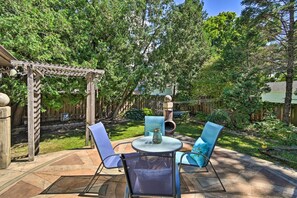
[190, 137, 209, 167]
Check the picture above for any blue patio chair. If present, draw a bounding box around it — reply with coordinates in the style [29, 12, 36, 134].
[144, 116, 165, 136]
[176, 121, 226, 192]
[82, 122, 133, 194]
[121, 152, 181, 198]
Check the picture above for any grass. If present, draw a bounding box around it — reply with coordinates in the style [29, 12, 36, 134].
[11, 119, 297, 170]
[11, 128, 85, 159]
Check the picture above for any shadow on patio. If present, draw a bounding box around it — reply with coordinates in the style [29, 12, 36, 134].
[0, 135, 296, 198]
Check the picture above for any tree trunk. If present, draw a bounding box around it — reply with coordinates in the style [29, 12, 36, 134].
[111, 87, 135, 120]
[283, 0, 295, 125]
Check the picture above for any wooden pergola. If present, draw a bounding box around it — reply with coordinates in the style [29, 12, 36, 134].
[7, 60, 105, 161]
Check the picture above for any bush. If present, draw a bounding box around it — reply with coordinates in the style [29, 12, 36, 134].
[248, 117, 297, 146]
[181, 111, 190, 121]
[142, 108, 153, 116]
[207, 109, 231, 126]
[124, 109, 145, 120]
[230, 112, 250, 129]
[195, 111, 208, 122]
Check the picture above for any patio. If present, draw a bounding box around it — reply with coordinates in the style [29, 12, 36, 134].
[0, 135, 296, 198]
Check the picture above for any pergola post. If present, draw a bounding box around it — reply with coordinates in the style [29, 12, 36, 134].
[86, 72, 96, 147]
[27, 65, 35, 161]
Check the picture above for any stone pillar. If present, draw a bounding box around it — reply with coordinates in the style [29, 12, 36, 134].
[0, 93, 11, 169]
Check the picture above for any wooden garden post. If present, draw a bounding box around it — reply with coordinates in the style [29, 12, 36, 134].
[86, 72, 96, 147]
[27, 64, 35, 161]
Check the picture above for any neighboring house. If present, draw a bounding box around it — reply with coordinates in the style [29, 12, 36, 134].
[150, 87, 174, 96]
[133, 84, 176, 96]
[262, 81, 297, 104]
[262, 81, 297, 126]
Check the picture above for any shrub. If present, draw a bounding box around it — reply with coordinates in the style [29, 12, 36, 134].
[142, 108, 153, 116]
[230, 112, 250, 129]
[181, 111, 190, 121]
[248, 117, 297, 146]
[124, 109, 145, 120]
[195, 111, 208, 122]
[207, 109, 231, 126]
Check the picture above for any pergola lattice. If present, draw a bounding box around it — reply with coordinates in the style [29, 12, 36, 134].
[10, 60, 105, 161]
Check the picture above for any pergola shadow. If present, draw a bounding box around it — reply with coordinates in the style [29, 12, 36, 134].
[41, 174, 126, 197]
[41, 170, 225, 197]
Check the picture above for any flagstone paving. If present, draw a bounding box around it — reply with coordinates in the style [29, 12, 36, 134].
[0, 135, 296, 198]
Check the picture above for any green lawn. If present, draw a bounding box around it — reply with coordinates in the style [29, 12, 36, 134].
[11, 120, 297, 170]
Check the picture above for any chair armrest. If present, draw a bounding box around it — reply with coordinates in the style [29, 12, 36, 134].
[113, 141, 132, 149]
[113, 141, 135, 153]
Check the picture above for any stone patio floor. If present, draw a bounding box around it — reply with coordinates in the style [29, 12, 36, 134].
[0, 135, 296, 198]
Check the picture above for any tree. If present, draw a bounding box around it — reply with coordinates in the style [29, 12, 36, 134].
[0, 0, 80, 125]
[0, 0, 211, 122]
[85, 0, 176, 119]
[193, 12, 239, 98]
[193, 11, 269, 128]
[0, 0, 174, 120]
[153, 0, 210, 101]
[242, 0, 296, 124]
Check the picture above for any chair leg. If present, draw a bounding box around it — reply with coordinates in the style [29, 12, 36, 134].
[209, 160, 226, 192]
[83, 162, 104, 193]
[124, 185, 129, 198]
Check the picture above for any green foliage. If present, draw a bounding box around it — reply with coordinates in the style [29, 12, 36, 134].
[195, 111, 208, 122]
[124, 109, 145, 120]
[0, 0, 83, 109]
[207, 109, 231, 127]
[221, 68, 266, 128]
[124, 108, 156, 120]
[204, 12, 238, 53]
[0, 76, 27, 106]
[41, 77, 86, 110]
[0, 0, 210, 119]
[142, 108, 153, 116]
[153, 0, 210, 98]
[242, 0, 296, 124]
[193, 10, 269, 130]
[248, 117, 297, 146]
[180, 111, 190, 121]
[192, 57, 226, 98]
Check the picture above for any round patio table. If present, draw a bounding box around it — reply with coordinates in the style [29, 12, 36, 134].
[132, 136, 183, 153]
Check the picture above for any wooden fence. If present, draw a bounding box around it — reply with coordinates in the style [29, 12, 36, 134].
[19, 96, 297, 126]
[30, 96, 164, 123]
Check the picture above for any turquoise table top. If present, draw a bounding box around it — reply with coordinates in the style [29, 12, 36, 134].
[132, 136, 183, 153]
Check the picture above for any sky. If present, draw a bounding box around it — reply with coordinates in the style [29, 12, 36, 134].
[174, 0, 243, 17]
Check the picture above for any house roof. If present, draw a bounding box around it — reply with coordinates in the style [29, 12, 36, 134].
[261, 81, 297, 104]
